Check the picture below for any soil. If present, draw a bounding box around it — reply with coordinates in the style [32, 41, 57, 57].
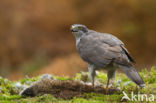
[20, 78, 120, 99]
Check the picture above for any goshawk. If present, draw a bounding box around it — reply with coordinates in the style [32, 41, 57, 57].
[71, 24, 145, 93]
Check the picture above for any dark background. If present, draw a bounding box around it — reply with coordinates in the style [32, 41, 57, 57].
[0, 0, 155, 80]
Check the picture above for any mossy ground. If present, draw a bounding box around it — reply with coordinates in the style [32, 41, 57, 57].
[0, 67, 155, 103]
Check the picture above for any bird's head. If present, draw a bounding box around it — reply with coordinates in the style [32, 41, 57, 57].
[71, 24, 88, 39]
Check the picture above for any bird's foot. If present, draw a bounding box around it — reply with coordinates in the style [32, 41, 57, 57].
[105, 79, 110, 94]
[105, 88, 109, 94]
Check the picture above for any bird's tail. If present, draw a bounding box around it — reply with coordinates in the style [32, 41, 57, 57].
[118, 65, 145, 88]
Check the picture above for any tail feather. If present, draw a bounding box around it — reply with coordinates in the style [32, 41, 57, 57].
[118, 65, 145, 88]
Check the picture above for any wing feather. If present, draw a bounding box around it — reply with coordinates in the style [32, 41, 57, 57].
[77, 30, 131, 67]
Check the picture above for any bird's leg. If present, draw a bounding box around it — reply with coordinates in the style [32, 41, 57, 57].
[90, 69, 95, 88]
[106, 78, 110, 94]
[92, 77, 94, 87]
[88, 64, 96, 88]
[106, 65, 117, 94]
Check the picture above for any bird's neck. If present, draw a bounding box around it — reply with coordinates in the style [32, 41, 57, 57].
[74, 32, 84, 46]
[75, 37, 80, 46]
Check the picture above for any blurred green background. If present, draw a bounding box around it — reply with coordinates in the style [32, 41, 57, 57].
[0, 0, 155, 80]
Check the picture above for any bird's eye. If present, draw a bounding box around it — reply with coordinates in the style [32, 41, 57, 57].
[78, 26, 82, 30]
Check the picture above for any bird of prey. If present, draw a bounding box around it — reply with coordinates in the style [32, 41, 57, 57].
[71, 24, 145, 93]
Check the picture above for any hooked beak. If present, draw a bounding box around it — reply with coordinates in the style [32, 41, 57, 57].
[71, 30, 78, 32]
[71, 29, 76, 32]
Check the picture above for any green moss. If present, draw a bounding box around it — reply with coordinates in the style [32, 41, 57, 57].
[55, 76, 71, 81]
[0, 67, 155, 103]
[20, 77, 39, 84]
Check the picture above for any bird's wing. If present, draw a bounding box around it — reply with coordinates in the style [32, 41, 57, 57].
[89, 30, 136, 63]
[78, 31, 131, 67]
[79, 30, 145, 87]
[120, 45, 136, 63]
[87, 30, 124, 46]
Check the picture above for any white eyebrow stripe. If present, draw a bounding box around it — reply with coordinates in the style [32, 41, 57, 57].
[72, 25, 76, 29]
